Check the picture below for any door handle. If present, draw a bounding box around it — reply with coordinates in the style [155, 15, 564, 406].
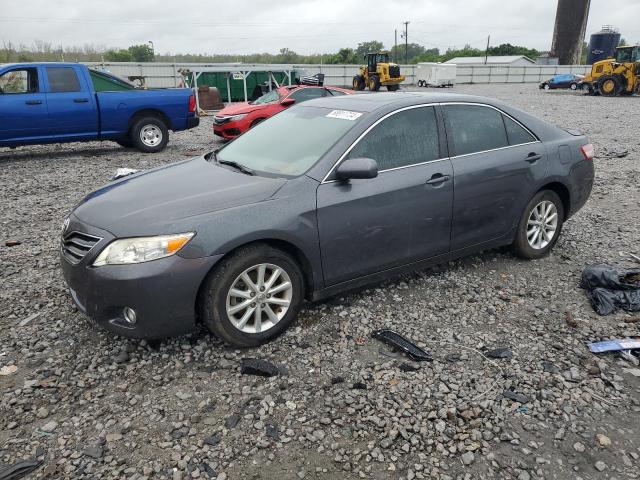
[73, 98, 89, 103]
[25, 100, 42, 105]
[426, 174, 451, 185]
[525, 153, 542, 163]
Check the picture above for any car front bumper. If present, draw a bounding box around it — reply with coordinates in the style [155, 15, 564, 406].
[60, 216, 222, 339]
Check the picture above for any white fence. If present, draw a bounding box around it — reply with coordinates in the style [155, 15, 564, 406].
[84, 62, 591, 88]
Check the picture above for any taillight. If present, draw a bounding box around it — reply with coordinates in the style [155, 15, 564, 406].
[188, 95, 196, 113]
[580, 143, 594, 160]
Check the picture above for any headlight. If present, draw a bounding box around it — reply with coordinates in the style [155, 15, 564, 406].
[228, 113, 248, 122]
[93, 233, 194, 266]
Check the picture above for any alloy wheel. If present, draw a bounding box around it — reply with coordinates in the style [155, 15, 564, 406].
[526, 201, 558, 250]
[225, 263, 293, 334]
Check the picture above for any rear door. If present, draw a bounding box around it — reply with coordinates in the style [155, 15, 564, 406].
[0, 66, 48, 142]
[316, 105, 453, 286]
[43, 65, 98, 138]
[443, 103, 546, 251]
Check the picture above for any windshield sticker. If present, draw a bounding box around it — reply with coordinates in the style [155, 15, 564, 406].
[326, 110, 363, 121]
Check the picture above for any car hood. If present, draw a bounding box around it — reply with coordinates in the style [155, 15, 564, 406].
[217, 102, 269, 116]
[73, 156, 286, 234]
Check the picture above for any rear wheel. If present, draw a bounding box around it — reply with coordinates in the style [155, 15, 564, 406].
[598, 76, 621, 97]
[199, 244, 304, 347]
[570, 82, 578, 90]
[417, 80, 425, 87]
[368, 75, 381, 91]
[513, 190, 564, 259]
[352, 75, 365, 91]
[131, 116, 169, 153]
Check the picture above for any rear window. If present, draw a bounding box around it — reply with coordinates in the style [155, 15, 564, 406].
[46, 67, 81, 93]
[445, 104, 508, 156]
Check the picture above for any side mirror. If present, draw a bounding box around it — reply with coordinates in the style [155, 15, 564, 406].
[280, 98, 295, 107]
[334, 157, 378, 181]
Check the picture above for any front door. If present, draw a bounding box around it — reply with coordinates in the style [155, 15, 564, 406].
[0, 66, 48, 142]
[443, 103, 547, 251]
[317, 105, 454, 286]
[44, 65, 98, 138]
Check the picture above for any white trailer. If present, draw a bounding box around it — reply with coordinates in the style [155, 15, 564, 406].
[415, 62, 456, 87]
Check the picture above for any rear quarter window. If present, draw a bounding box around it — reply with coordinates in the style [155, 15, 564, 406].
[503, 115, 537, 146]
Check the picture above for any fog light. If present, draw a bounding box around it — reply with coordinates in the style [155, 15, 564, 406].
[123, 307, 137, 325]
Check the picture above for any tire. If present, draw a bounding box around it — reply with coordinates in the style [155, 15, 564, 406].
[352, 75, 365, 91]
[386, 84, 400, 91]
[131, 116, 169, 153]
[199, 244, 304, 347]
[417, 80, 425, 87]
[598, 76, 621, 97]
[513, 190, 565, 260]
[570, 82, 578, 90]
[543, 83, 550, 90]
[368, 75, 381, 91]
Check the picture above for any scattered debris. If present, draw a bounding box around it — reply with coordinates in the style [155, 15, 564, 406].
[4, 240, 21, 247]
[203, 434, 220, 446]
[0, 458, 42, 480]
[17, 312, 41, 327]
[486, 347, 513, 359]
[0, 365, 18, 376]
[110, 168, 139, 181]
[564, 311, 578, 328]
[330, 376, 345, 385]
[502, 390, 530, 404]
[371, 330, 432, 362]
[240, 358, 280, 377]
[265, 423, 279, 440]
[588, 338, 640, 353]
[398, 362, 421, 372]
[224, 414, 240, 429]
[580, 264, 640, 315]
[352, 381, 367, 390]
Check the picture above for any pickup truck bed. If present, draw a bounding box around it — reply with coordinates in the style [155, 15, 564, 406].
[0, 62, 199, 152]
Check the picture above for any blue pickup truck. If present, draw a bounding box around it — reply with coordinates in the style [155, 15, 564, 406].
[0, 63, 199, 152]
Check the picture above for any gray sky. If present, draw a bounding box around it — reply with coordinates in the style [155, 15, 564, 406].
[1, 0, 638, 55]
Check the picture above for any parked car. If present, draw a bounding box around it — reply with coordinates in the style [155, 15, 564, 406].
[539, 74, 584, 91]
[212, 85, 352, 139]
[0, 63, 199, 152]
[61, 92, 594, 347]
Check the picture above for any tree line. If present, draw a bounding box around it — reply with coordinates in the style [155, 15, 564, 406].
[1, 39, 541, 65]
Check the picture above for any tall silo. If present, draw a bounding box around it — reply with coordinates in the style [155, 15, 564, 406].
[550, 0, 591, 65]
[587, 26, 621, 64]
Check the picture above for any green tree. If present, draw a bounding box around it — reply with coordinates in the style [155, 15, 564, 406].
[355, 40, 385, 58]
[487, 43, 539, 59]
[127, 44, 155, 62]
[327, 48, 358, 64]
[105, 48, 134, 61]
[390, 43, 429, 63]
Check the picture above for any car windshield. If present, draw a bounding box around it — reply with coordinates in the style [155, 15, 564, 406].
[251, 89, 281, 105]
[217, 106, 363, 177]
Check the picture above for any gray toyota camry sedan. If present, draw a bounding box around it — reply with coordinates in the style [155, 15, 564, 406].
[61, 92, 594, 347]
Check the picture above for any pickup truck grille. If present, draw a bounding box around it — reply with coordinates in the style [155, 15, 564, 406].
[61, 231, 102, 264]
[213, 116, 231, 125]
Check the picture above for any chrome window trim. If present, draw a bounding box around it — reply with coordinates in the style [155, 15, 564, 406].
[320, 101, 541, 184]
[321, 103, 442, 184]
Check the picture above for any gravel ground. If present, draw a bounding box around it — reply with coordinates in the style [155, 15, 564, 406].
[1, 84, 639, 480]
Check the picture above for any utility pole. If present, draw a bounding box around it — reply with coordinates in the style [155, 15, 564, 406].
[402, 21, 410, 64]
[394, 29, 398, 63]
[484, 35, 490, 64]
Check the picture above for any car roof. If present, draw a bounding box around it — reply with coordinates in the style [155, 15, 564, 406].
[302, 91, 506, 113]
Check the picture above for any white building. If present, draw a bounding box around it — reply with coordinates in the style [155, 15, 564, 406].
[444, 55, 536, 66]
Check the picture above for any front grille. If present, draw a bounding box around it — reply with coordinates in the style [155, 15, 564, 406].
[389, 65, 401, 78]
[61, 231, 101, 264]
[213, 116, 230, 125]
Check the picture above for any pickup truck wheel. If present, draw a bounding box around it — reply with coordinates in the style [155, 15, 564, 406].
[131, 116, 169, 153]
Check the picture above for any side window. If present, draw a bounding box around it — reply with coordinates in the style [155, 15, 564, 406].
[289, 87, 324, 103]
[346, 107, 440, 171]
[0, 68, 38, 94]
[503, 115, 536, 146]
[445, 104, 508, 156]
[46, 67, 81, 93]
[327, 88, 346, 96]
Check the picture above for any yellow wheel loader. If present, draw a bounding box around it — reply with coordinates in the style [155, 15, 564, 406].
[583, 45, 640, 96]
[352, 52, 405, 92]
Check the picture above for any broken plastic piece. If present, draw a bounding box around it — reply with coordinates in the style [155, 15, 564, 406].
[588, 338, 640, 353]
[502, 390, 530, 404]
[0, 458, 42, 480]
[111, 168, 139, 181]
[372, 329, 432, 362]
[486, 347, 513, 359]
[240, 358, 280, 377]
[580, 264, 640, 315]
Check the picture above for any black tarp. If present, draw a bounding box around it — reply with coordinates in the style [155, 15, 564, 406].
[580, 264, 640, 315]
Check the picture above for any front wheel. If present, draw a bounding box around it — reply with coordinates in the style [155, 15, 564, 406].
[352, 75, 365, 91]
[570, 82, 578, 90]
[512, 190, 564, 259]
[543, 83, 550, 90]
[199, 244, 304, 347]
[131, 116, 169, 153]
[368, 75, 381, 91]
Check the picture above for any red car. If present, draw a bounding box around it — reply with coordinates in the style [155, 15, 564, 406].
[212, 85, 353, 139]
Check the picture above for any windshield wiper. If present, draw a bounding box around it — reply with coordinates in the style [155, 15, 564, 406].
[218, 159, 255, 176]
